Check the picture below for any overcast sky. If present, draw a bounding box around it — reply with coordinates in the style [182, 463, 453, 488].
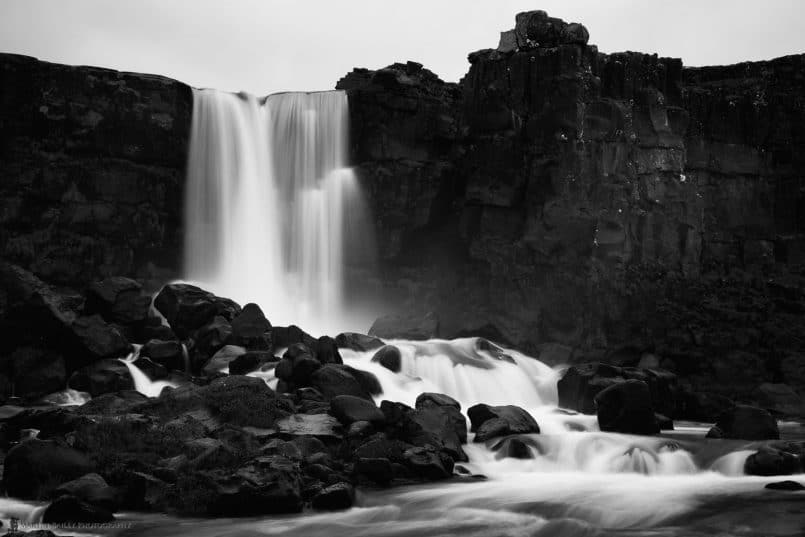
[1, 1, 803, 95]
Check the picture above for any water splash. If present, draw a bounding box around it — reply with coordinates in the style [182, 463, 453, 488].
[184, 89, 374, 335]
[121, 350, 177, 398]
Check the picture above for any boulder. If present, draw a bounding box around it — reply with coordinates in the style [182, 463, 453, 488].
[132, 356, 168, 380]
[53, 472, 119, 512]
[311, 482, 354, 510]
[745, 441, 805, 476]
[275, 414, 342, 439]
[493, 436, 535, 459]
[467, 404, 540, 441]
[76, 390, 147, 416]
[4, 439, 95, 499]
[330, 395, 385, 425]
[84, 277, 150, 325]
[68, 359, 134, 397]
[275, 344, 322, 388]
[202, 345, 246, 376]
[69, 314, 132, 363]
[273, 325, 317, 350]
[416, 392, 466, 442]
[229, 303, 272, 350]
[311, 365, 374, 400]
[595, 380, 660, 435]
[355, 457, 393, 484]
[369, 312, 439, 340]
[202, 375, 289, 428]
[153, 284, 241, 338]
[371, 345, 402, 372]
[43, 494, 114, 523]
[184, 456, 303, 516]
[8, 347, 67, 399]
[335, 332, 385, 352]
[314, 336, 342, 365]
[403, 446, 453, 479]
[194, 315, 233, 359]
[140, 339, 185, 372]
[229, 351, 275, 375]
[706, 404, 779, 441]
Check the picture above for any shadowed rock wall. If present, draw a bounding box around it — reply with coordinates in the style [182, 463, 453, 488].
[0, 53, 191, 290]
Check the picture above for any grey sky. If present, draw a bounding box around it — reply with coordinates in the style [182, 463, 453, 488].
[1, 1, 803, 95]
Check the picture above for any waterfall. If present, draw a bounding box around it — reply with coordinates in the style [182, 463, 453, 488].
[184, 89, 373, 335]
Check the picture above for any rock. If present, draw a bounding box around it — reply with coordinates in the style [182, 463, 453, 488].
[311, 482, 354, 510]
[69, 314, 132, 362]
[369, 312, 439, 340]
[343, 366, 382, 396]
[745, 441, 805, 475]
[765, 480, 805, 491]
[275, 344, 322, 387]
[8, 346, 67, 399]
[311, 365, 374, 400]
[4, 438, 95, 499]
[684, 392, 735, 422]
[43, 494, 114, 523]
[595, 380, 660, 435]
[707, 405, 779, 440]
[330, 395, 385, 425]
[202, 345, 246, 376]
[75, 390, 147, 415]
[229, 303, 272, 350]
[416, 392, 466, 443]
[153, 284, 241, 339]
[53, 472, 118, 511]
[752, 383, 805, 417]
[194, 315, 233, 359]
[186, 456, 302, 516]
[229, 351, 275, 375]
[68, 359, 134, 397]
[467, 403, 540, 440]
[493, 436, 535, 459]
[403, 446, 453, 479]
[275, 414, 342, 439]
[140, 339, 185, 372]
[201, 375, 289, 428]
[84, 276, 150, 325]
[335, 332, 385, 352]
[355, 457, 394, 484]
[371, 345, 402, 372]
[132, 356, 168, 380]
[273, 325, 317, 350]
[314, 336, 342, 365]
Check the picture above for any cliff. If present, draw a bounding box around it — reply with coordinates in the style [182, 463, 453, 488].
[2, 11, 805, 402]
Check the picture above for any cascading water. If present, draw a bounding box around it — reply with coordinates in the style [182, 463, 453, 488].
[184, 89, 374, 335]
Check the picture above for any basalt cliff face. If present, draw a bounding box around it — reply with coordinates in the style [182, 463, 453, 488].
[2, 11, 805, 403]
[338, 12, 805, 402]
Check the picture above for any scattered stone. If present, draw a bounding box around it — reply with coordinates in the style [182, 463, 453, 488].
[595, 380, 660, 435]
[371, 345, 402, 372]
[467, 403, 539, 441]
[707, 404, 779, 440]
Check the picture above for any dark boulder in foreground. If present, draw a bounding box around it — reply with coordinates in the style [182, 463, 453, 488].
[369, 312, 439, 340]
[707, 404, 779, 441]
[43, 494, 114, 523]
[595, 379, 660, 435]
[745, 441, 805, 476]
[467, 404, 539, 442]
[4, 439, 95, 499]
